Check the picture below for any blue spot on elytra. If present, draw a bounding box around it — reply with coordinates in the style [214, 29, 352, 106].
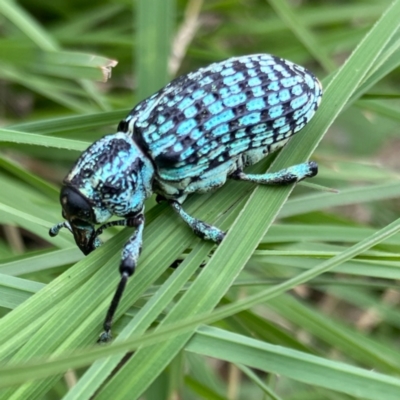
[204, 109, 235, 130]
[251, 123, 267, 134]
[180, 146, 195, 159]
[208, 145, 225, 160]
[248, 77, 261, 87]
[268, 81, 280, 91]
[157, 115, 166, 125]
[196, 136, 207, 148]
[177, 119, 197, 135]
[252, 86, 265, 97]
[246, 98, 265, 111]
[196, 136, 207, 147]
[278, 89, 291, 102]
[167, 100, 176, 108]
[153, 134, 176, 155]
[150, 132, 160, 142]
[192, 89, 206, 100]
[221, 133, 231, 143]
[267, 93, 280, 106]
[229, 84, 241, 94]
[208, 101, 224, 115]
[305, 74, 315, 88]
[199, 76, 213, 86]
[145, 124, 156, 135]
[167, 95, 183, 107]
[291, 85, 303, 96]
[184, 105, 198, 118]
[273, 117, 286, 129]
[223, 72, 245, 86]
[221, 67, 235, 76]
[239, 112, 261, 126]
[269, 105, 283, 119]
[173, 142, 184, 153]
[159, 120, 174, 134]
[235, 129, 246, 139]
[290, 93, 308, 110]
[219, 87, 230, 98]
[293, 108, 306, 119]
[281, 77, 296, 87]
[203, 94, 216, 106]
[260, 66, 273, 74]
[223, 93, 247, 107]
[259, 57, 274, 65]
[294, 122, 305, 132]
[278, 125, 290, 135]
[212, 124, 230, 137]
[199, 143, 211, 155]
[247, 68, 258, 77]
[190, 128, 203, 140]
[229, 137, 251, 156]
[178, 97, 195, 111]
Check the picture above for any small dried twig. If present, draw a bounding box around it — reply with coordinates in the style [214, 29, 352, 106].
[169, 0, 204, 76]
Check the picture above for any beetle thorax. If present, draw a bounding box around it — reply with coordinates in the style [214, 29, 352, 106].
[64, 133, 154, 223]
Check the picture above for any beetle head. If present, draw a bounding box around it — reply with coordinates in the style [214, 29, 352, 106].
[59, 185, 97, 255]
[51, 132, 154, 255]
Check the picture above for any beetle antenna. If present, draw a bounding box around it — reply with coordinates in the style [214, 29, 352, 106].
[98, 271, 130, 343]
[49, 221, 72, 237]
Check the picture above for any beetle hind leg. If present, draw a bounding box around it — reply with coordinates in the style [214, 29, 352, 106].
[170, 200, 225, 244]
[230, 161, 318, 185]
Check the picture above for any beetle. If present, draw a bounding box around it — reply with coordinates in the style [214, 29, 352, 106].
[50, 54, 322, 342]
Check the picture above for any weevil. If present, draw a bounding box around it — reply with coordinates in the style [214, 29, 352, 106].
[50, 54, 322, 342]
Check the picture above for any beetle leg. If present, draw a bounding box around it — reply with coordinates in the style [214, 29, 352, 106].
[231, 161, 318, 185]
[98, 214, 145, 343]
[169, 200, 225, 244]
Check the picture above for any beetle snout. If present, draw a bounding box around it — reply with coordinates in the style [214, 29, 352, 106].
[70, 224, 96, 255]
[60, 185, 97, 255]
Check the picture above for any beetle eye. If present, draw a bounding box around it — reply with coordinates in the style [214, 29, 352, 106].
[60, 185, 94, 223]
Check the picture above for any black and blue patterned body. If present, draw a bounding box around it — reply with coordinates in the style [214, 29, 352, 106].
[50, 54, 322, 341]
[119, 54, 322, 201]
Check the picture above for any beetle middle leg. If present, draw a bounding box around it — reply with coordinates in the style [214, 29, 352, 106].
[169, 200, 225, 244]
[230, 161, 318, 185]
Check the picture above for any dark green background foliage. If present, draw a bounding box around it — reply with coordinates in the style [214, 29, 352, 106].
[1, 1, 400, 399]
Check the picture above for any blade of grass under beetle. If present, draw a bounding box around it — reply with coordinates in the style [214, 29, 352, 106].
[95, 1, 400, 398]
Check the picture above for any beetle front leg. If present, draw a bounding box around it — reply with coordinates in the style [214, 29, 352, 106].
[169, 200, 225, 244]
[230, 161, 318, 185]
[98, 214, 145, 343]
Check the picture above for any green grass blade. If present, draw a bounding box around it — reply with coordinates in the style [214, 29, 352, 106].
[135, 0, 175, 101]
[267, 0, 336, 72]
[94, 1, 400, 398]
[187, 327, 400, 400]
